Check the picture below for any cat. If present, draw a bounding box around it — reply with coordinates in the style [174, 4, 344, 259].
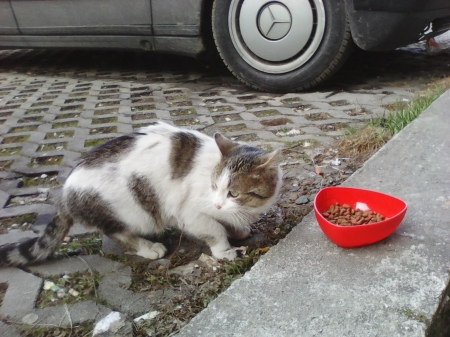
[0, 122, 282, 267]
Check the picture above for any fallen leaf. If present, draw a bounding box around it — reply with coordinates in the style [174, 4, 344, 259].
[258, 247, 270, 254]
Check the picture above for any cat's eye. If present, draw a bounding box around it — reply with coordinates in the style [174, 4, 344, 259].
[228, 190, 239, 198]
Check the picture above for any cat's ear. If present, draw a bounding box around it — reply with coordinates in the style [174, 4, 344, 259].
[257, 149, 282, 168]
[214, 133, 238, 156]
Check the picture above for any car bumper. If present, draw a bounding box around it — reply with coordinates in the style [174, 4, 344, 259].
[347, 0, 450, 50]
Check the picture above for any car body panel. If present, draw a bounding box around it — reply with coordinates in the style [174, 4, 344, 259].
[0, 1, 19, 35]
[346, 0, 450, 50]
[152, 0, 202, 36]
[10, 0, 152, 35]
[353, 0, 450, 13]
[1, 0, 450, 56]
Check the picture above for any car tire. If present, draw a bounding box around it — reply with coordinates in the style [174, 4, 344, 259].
[212, 0, 352, 92]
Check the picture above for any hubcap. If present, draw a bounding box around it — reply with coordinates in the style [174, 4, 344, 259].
[229, 0, 326, 74]
[258, 3, 292, 40]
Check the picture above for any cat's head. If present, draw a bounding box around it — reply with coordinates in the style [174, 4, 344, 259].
[211, 133, 282, 214]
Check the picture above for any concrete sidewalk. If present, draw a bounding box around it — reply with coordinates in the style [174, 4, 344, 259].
[177, 91, 450, 336]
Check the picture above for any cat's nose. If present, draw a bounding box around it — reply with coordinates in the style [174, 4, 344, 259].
[214, 204, 222, 210]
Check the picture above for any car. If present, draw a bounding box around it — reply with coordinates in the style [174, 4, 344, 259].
[1, 0, 450, 92]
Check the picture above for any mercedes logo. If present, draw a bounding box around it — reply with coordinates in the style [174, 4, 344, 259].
[258, 3, 292, 41]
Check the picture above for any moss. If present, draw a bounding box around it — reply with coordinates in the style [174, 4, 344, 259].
[21, 173, 60, 187]
[170, 108, 197, 117]
[40, 95, 59, 100]
[168, 100, 192, 107]
[95, 101, 120, 108]
[234, 133, 259, 142]
[131, 113, 157, 121]
[54, 113, 80, 120]
[31, 101, 53, 107]
[89, 126, 117, 135]
[29, 155, 64, 167]
[68, 92, 89, 98]
[94, 108, 119, 115]
[52, 121, 78, 129]
[131, 86, 150, 92]
[329, 100, 350, 107]
[318, 123, 349, 132]
[100, 89, 120, 95]
[199, 91, 219, 97]
[212, 114, 242, 123]
[45, 131, 74, 140]
[304, 112, 333, 121]
[84, 138, 114, 148]
[0, 147, 21, 156]
[281, 97, 303, 104]
[214, 123, 247, 133]
[60, 104, 84, 111]
[399, 308, 430, 326]
[91, 117, 118, 124]
[253, 109, 280, 117]
[166, 94, 189, 101]
[173, 118, 201, 126]
[0, 111, 13, 118]
[2, 135, 30, 144]
[18, 116, 44, 123]
[245, 102, 269, 109]
[131, 104, 156, 112]
[9, 125, 39, 133]
[26, 108, 48, 115]
[0, 283, 7, 307]
[132, 122, 157, 130]
[208, 105, 234, 112]
[0, 159, 14, 171]
[0, 213, 38, 234]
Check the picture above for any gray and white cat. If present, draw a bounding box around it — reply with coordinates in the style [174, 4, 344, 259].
[0, 122, 282, 266]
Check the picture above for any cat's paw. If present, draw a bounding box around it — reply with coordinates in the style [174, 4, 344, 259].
[136, 242, 168, 260]
[212, 248, 238, 261]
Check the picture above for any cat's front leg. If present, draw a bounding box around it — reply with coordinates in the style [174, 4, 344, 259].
[184, 218, 237, 261]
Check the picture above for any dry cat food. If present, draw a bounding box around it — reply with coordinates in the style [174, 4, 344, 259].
[322, 203, 385, 226]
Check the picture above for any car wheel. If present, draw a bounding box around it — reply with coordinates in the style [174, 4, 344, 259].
[212, 0, 352, 92]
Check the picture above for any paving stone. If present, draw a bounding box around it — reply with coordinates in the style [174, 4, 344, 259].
[29, 255, 125, 277]
[0, 321, 21, 337]
[0, 268, 42, 320]
[33, 301, 111, 326]
[99, 270, 157, 315]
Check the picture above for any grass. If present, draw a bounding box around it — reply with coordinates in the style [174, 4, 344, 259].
[375, 86, 445, 135]
[334, 85, 447, 165]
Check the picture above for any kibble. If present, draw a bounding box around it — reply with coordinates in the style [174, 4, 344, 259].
[322, 202, 385, 226]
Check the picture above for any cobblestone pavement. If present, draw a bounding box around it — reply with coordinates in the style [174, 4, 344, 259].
[1, 44, 450, 335]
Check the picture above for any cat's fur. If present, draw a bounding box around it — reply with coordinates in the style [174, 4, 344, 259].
[0, 122, 282, 266]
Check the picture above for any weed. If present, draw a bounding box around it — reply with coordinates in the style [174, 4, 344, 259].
[36, 272, 102, 308]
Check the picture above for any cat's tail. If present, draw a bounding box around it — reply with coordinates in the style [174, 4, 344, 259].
[0, 208, 73, 267]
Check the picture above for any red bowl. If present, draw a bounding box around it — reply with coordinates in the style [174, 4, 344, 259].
[314, 186, 407, 248]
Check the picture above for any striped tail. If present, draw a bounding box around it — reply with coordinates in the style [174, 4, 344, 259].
[0, 209, 73, 267]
